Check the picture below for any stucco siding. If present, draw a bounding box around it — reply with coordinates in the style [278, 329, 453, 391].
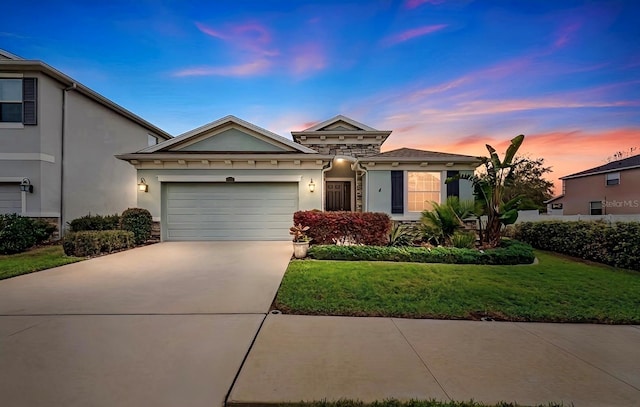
[178, 128, 286, 152]
[559, 168, 640, 214]
[63, 91, 160, 222]
[366, 170, 392, 213]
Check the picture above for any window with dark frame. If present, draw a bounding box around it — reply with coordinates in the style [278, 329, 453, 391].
[590, 201, 603, 215]
[0, 77, 37, 124]
[606, 172, 620, 186]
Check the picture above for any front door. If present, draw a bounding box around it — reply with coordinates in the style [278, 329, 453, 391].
[326, 181, 351, 211]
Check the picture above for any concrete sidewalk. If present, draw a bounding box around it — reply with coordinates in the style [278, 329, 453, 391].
[229, 315, 640, 406]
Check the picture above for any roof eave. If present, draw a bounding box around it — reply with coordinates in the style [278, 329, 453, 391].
[0, 60, 171, 140]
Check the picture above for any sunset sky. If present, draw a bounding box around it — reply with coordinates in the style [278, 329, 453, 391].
[3, 0, 639, 193]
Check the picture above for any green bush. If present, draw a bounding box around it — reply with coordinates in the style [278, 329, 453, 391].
[0, 214, 56, 254]
[62, 230, 134, 257]
[308, 239, 534, 265]
[515, 221, 640, 271]
[120, 208, 152, 245]
[451, 231, 476, 249]
[68, 213, 120, 231]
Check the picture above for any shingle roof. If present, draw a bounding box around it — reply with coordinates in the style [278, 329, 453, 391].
[369, 147, 481, 162]
[561, 154, 640, 179]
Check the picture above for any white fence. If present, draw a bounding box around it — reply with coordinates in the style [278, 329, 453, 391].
[515, 210, 640, 224]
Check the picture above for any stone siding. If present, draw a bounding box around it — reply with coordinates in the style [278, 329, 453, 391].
[302, 143, 381, 158]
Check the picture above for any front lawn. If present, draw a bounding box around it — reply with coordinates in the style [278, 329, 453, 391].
[274, 251, 640, 323]
[0, 245, 83, 280]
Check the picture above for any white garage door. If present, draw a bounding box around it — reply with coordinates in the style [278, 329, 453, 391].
[164, 182, 298, 241]
[0, 183, 21, 215]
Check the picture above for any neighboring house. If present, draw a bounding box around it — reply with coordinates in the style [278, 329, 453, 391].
[0, 49, 171, 232]
[117, 115, 480, 241]
[546, 154, 640, 215]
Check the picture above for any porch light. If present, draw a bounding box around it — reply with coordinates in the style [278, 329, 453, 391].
[138, 178, 148, 192]
[20, 178, 33, 193]
[308, 178, 316, 192]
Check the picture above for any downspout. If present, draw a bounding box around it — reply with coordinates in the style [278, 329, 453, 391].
[321, 159, 334, 211]
[60, 82, 77, 236]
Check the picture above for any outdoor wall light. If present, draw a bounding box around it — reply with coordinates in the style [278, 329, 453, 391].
[20, 178, 33, 193]
[308, 178, 316, 192]
[138, 178, 148, 192]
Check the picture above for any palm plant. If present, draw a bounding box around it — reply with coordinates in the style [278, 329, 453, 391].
[420, 196, 475, 245]
[453, 134, 525, 248]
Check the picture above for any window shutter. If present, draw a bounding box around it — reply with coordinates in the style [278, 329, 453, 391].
[391, 171, 404, 214]
[446, 170, 459, 197]
[22, 78, 37, 125]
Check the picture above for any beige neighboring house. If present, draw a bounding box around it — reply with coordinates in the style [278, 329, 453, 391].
[546, 154, 640, 215]
[117, 115, 481, 241]
[0, 49, 171, 233]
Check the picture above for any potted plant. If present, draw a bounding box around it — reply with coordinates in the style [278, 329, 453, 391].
[289, 224, 311, 259]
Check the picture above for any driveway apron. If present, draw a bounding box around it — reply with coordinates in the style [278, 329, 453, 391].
[0, 241, 291, 407]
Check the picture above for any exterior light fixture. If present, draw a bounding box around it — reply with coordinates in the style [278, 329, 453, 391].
[308, 178, 316, 192]
[138, 178, 148, 192]
[20, 178, 33, 193]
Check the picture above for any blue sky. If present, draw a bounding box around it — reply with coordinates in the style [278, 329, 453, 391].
[3, 0, 640, 189]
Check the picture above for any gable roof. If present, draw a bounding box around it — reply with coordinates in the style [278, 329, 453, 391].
[0, 49, 23, 60]
[0, 49, 171, 140]
[301, 115, 380, 132]
[369, 148, 481, 162]
[561, 154, 640, 179]
[138, 115, 317, 154]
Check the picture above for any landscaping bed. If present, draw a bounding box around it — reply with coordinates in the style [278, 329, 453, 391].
[274, 251, 640, 324]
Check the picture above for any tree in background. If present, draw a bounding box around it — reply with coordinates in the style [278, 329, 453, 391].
[503, 156, 555, 212]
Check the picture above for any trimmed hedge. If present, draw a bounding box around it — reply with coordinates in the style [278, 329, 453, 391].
[120, 208, 152, 245]
[308, 239, 535, 265]
[515, 221, 640, 271]
[68, 213, 120, 232]
[62, 230, 134, 257]
[294, 210, 392, 246]
[0, 214, 56, 254]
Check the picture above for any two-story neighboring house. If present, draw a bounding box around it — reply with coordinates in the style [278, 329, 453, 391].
[546, 154, 640, 215]
[0, 49, 171, 233]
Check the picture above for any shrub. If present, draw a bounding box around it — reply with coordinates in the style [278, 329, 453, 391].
[68, 213, 120, 232]
[388, 222, 420, 247]
[0, 214, 56, 255]
[62, 230, 134, 257]
[120, 208, 152, 245]
[451, 231, 476, 249]
[516, 221, 640, 271]
[308, 239, 534, 265]
[293, 210, 391, 246]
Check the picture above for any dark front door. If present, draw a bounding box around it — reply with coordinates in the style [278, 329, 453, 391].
[326, 181, 351, 211]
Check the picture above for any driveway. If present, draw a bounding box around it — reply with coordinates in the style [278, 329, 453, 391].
[0, 241, 292, 407]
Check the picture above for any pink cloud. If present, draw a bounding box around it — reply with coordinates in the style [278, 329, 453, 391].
[195, 21, 278, 57]
[172, 59, 271, 77]
[382, 24, 448, 46]
[290, 43, 326, 76]
[553, 22, 581, 49]
[405, 0, 446, 9]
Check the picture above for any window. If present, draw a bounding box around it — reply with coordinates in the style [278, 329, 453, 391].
[590, 201, 603, 215]
[148, 134, 158, 146]
[606, 172, 620, 186]
[408, 172, 441, 212]
[0, 77, 37, 124]
[0, 79, 22, 122]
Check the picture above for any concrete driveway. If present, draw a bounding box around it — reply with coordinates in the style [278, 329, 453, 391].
[0, 241, 292, 407]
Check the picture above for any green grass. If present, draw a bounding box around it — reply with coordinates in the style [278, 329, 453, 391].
[274, 251, 640, 324]
[0, 245, 83, 280]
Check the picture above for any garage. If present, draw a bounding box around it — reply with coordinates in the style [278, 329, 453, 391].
[164, 182, 298, 241]
[0, 183, 21, 215]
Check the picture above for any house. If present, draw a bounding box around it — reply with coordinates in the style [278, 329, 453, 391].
[0, 49, 171, 232]
[546, 154, 640, 215]
[117, 115, 481, 241]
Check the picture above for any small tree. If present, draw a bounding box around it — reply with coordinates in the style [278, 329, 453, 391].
[421, 196, 475, 245]
[453, 134, 525, 248]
